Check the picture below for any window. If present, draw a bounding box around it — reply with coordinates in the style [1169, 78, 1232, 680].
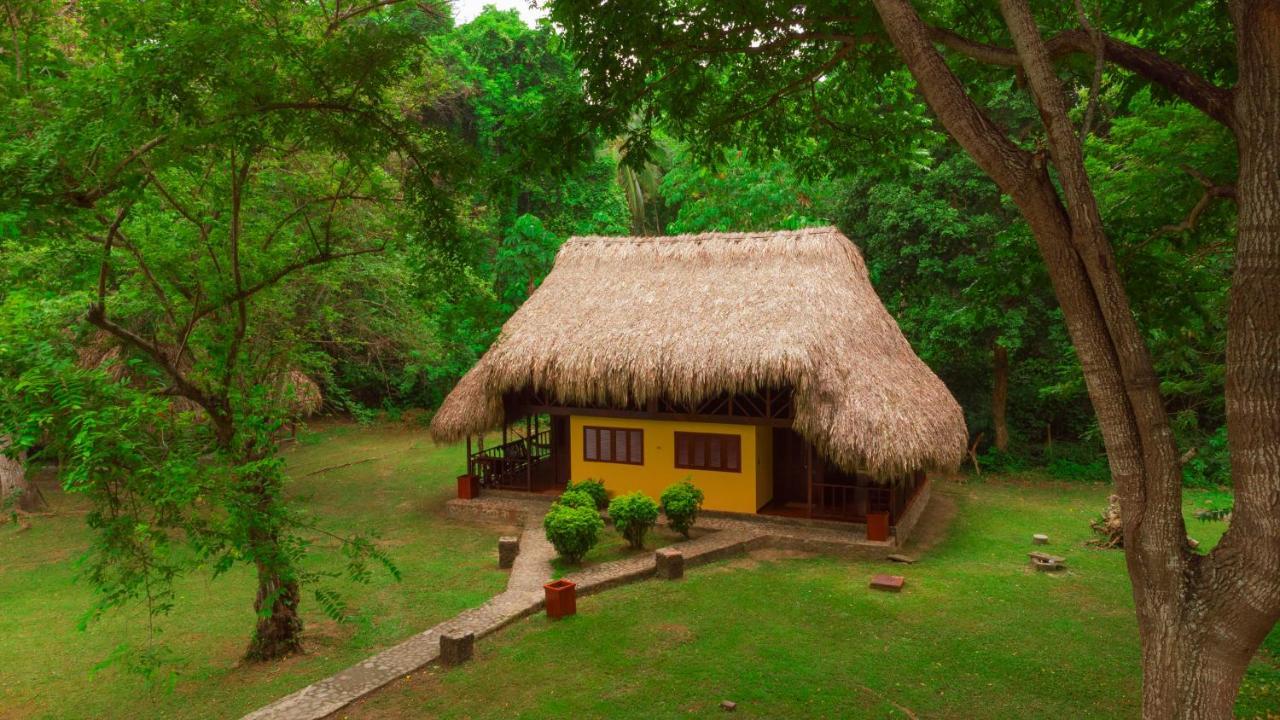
[582, 426, 643, 465]
[674, 432, 741, 472]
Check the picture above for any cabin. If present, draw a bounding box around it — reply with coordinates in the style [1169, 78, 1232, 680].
[430, 227, 967, 542]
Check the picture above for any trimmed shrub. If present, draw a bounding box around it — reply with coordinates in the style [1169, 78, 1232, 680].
[660, 479, 705, 538]
[554, 489, 597, 511]
[608, 492, 659, 550]
[543, 503, 604, 563]
[565, 478, 609, 510]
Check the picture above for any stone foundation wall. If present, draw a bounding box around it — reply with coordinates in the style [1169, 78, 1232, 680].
[891, 478, 932, 545]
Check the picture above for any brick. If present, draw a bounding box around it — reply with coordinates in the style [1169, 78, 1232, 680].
[870, 574, 905, 592]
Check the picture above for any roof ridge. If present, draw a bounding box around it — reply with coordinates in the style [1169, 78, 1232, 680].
[565, 226, 843, 244]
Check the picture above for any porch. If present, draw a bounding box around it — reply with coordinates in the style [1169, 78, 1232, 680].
[464, 414, 567, 493]
[763, 428, 930, 534]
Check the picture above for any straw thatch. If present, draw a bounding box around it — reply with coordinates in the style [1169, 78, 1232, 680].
[430, 227, 967, 479]
[277, 370, 323, 418]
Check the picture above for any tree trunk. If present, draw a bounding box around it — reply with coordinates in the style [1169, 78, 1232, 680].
[992, 344, 1009, 451]
[245, 546, 303, 661]
[236, 436, 304, 662]
[0, 435, 46, 514]
[872, 0, 1280, 716]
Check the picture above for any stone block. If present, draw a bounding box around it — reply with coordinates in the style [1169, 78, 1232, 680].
[498, 536, 520, 569]
[655, 547, 684, 580]
[439, 631, 474, 667]
[1032, 533, 1049, 545]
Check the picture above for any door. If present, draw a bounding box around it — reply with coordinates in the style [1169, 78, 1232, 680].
[551, 415, 570, 488]
[771, 428, 809, 504]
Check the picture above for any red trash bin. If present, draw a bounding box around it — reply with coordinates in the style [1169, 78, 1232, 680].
[457, 474, 479, 500]
[544, 579, 577, 619]
[866, 512, 890, 542]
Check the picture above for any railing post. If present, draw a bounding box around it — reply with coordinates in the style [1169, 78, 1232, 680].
[466, 435, 472, 476]
[806, 439, 813, 519]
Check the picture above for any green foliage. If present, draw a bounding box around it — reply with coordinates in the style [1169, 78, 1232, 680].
[0, 0, 435, 667]
[565, 478, 610, 510]
[662, 146, 841, 233]
[607, 492, 659, 550]
[543, 502, 604, 564]
[548, 0, 1239, 489]
[554, 489, 598, 511]
[660, 480, 705, 538]
[494, 214, 560, 311]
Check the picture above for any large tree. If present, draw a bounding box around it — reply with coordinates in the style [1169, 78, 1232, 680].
[1, 0, 448, 661]
[548, 0, 1277, 716]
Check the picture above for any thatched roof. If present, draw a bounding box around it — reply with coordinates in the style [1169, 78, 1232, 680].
[430, 227, 967, 478]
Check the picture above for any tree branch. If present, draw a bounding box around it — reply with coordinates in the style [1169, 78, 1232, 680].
[84, 303, 224, 424]
[927, 26, 1236, 129]
[1156, 165, 1237, 237]
[717, 43, 857, 128]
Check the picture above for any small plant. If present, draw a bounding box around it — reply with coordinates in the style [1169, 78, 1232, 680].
[565, 478, 609, 509]
[660, 479, 705, 538]
[608, 492, 659, 550]
[543, 503, 604, 563]
[554, 489, 597, 511]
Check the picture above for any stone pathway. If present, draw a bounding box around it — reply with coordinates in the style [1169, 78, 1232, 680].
[244, 497, 892, 720]
[242, 526, 557, 720]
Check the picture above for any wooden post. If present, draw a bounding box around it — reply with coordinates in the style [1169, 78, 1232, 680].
[466, 435, 473, 476]
[806, 438, 813, 519]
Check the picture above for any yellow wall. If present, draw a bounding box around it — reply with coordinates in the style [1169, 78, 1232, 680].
[569, 415, 768, 514]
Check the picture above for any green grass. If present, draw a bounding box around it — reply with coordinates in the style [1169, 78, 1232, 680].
[340, 478, 1280, 720]
[0, 421, 511, 720]
[3, 430, 1277, 720]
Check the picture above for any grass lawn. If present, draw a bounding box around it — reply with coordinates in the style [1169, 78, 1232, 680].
[0, 421, 512, 720]
[550, 523, 697, 579]
[340, 478, 1280, 720]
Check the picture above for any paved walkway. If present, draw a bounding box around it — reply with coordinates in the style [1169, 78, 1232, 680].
[243, 496, 892, 720]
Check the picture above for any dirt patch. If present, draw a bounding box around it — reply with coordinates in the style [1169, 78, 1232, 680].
[711, 547, 816, 572]
[898, 482, 961, 555]
[749, 547, 816, 562]
[651, 623, 696, 649]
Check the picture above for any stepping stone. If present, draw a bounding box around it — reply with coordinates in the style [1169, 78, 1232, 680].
[886, 553, 916, 564]
[1033, 533, 1049, 545]
[870, 574, 905, 592]
[721, 700, 738, 712]
[1029, 551, 1066, 571]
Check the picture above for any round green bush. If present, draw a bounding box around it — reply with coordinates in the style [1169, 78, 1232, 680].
[555, 489, 597, 510]
[543, 503, 604, 563]
[660, 479, 705, 538]
[565, 478, 609, 509]
[607, 492, 659, 550]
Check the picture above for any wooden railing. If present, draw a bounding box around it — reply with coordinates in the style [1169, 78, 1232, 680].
[810, 482, 892, 521]
[468, 430, 552, 491]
